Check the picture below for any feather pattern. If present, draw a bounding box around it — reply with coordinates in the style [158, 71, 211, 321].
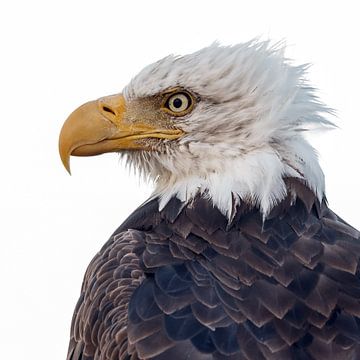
[67, 179, 360, 359]
[121, 41, 334, 217]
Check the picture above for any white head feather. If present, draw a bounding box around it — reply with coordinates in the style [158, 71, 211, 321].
[122, 40, 333, 218]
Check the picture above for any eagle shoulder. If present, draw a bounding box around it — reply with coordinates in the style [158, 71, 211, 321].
[68, 180, 360, 360]
[67, 229, 146, 360]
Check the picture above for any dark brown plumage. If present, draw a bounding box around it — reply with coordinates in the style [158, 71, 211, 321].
[66, 179, 360, 360]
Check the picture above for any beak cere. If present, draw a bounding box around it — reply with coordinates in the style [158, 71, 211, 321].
[58, 94, 184, 174]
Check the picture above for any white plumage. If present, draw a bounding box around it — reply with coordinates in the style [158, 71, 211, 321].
[123, 40, 333, 217]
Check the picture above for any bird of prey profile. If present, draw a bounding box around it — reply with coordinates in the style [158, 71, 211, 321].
[59, 41, 360, 360]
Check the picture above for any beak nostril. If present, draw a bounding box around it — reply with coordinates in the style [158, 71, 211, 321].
[102, 106, 116, 116]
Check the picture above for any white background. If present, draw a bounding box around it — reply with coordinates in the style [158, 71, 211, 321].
[1, 1, 359, 359]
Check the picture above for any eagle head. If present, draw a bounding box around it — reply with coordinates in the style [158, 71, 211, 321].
[59, 41, 332, 217]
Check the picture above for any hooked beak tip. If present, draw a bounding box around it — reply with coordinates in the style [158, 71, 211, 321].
[59, 141, 72, 175]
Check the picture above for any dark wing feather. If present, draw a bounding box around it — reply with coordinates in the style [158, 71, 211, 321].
[68, 178, 360, 359]
[67, 230, 146, 360]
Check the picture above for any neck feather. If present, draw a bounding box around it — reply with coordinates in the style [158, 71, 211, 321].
[153, 140, 325, 219]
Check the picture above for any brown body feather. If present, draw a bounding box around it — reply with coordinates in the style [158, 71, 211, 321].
[67, 179, 360, 360]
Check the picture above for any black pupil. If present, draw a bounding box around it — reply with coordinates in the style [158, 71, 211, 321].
[173, 98, 183, 109]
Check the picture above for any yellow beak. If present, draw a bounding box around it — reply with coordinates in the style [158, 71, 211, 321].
[59, 94, 183, 174]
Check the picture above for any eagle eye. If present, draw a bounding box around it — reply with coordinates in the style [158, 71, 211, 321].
[162, 91, 194, 116]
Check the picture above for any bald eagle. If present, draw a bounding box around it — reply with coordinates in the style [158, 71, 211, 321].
[59, 41, 360, 360]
